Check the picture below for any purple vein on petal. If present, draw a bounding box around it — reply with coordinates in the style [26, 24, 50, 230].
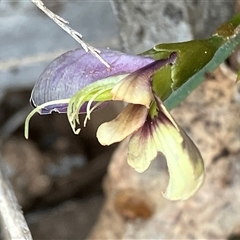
[127, 115, 159, 173]
[111, 52, 177, 107]
[97, 104, 148, 146]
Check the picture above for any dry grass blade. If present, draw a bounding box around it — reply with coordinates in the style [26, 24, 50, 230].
[31, 0, 110, 68]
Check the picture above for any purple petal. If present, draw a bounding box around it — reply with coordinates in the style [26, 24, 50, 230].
[31, 48, 155, 112]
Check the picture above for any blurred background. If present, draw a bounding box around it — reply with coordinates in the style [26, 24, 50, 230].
[0, 0, 239, 239]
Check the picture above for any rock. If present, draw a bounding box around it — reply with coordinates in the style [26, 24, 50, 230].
[111, 0, 235, 53]
[0, 1, 119, 95]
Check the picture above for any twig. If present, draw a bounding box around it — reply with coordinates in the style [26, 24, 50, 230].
[31, 0, 110, 68]
[0, 158, 32, 240]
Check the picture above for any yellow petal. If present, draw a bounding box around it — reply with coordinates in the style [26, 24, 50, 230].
[157, 100, 205, 200]
[128, 98, 205, 200]
[127, 116, 158, 173]
[156, 124, 204, 201]
[97, 104, 148, 146]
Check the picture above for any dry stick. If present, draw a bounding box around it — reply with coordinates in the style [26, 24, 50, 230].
[0, 159, 33, 240]
[31, 0, 110, 68]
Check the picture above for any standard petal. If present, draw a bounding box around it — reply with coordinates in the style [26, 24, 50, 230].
[31, 48, 154, 113]
[97, 104, 148, 146]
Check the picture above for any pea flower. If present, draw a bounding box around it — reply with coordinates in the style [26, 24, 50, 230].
[25, 48, 205, 201]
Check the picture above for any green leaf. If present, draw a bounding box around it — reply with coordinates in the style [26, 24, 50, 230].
[164, 25, 240, 110]
[140, 13, 240, 110]
[142, 37, 224, 98]
[151, 64, 172, 101]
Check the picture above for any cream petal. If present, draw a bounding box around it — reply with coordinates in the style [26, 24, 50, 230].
[154, 100, 205, 200]
[111, 71, 153, 108]
[97, 104, 148, 146]
[127, 116, 158, 173]
[128, 97, 205, 200]
[111, 56, 177, 108]
[155, 120, 205, 201]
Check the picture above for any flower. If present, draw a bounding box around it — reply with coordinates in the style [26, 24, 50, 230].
[25, 47, 205, 201]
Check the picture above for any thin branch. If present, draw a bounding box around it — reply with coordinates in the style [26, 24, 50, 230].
[31, 0, 110, 68]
